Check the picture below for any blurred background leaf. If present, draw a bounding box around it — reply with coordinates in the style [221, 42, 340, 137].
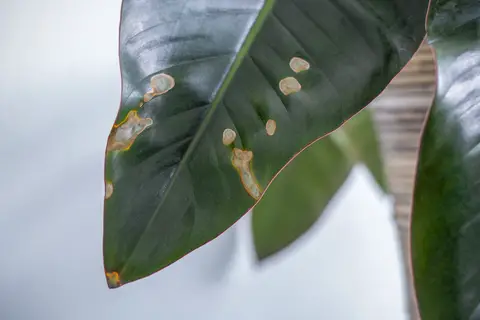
[252, 108, 386, 260]
[332, 109, 388, 192]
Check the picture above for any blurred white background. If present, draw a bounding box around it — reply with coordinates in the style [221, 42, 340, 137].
[0, 0, 407, 319]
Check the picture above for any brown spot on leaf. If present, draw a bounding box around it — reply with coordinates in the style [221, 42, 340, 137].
[289, 57, 310, 73]
[143, 73, 175, 102]
[266, 119, 276, 136]
[105, 181, 114, 199]
[107, 111, 153, 152]
[222, 128, 237, 146]
[279, 77, 301, 96]
[106, 271, 122, 289]
[231, 148, 262, 200]
[143, 91, 154, 103]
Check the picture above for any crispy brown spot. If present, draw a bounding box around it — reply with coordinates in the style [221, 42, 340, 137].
[106, 271, 122, 288]
[289, 57, 310, 73]
[279, 77, 301, 96]
[266, 119, 276, 136]
[107, 111, 153, 152]
[143, 73, 175, 102]
[231, 148, 262, 200]
[105, 181, 114, 200]
[222, 128, 237, 146]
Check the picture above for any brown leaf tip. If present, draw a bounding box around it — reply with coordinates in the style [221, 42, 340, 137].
[222, 128, 237, 146]
[106, 271, 122, 289]
[279, 77, 301, 96]
[231, 148, 262, 200]
[289, 57, 310, 73]
[144, 73, 175, 102]
[105, 181, 114, 200]
[107, 111, 153, 152]
[266, 119, 276, 136]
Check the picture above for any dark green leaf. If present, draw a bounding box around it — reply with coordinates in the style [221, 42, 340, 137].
[104, 0, 428, 287]
[411, 2, 480, 319]
[252, 108, 385, 260]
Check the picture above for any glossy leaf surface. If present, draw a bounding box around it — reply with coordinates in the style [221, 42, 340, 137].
[252, 108, 385, 260]
[103, 0, 428, 287]
[411, 1, 480, 319]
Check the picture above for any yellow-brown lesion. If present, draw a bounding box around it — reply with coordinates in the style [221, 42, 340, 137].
[143, 73, 175, 103]
[231, 148, 262, 200]
[106, 271, 122, 288]
[107, 111, 153, 152]
[289, 57, 310, 73]
[105, 181, 114, 199]
[265, 119, 276, 136]
[222, 128, 237, 146]
[279, 77, 301, 96]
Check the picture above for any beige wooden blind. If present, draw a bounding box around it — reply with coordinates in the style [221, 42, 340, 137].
[370, 41, 436, 320]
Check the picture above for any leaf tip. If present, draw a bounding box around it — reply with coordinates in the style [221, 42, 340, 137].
[105, 271, 123, 289]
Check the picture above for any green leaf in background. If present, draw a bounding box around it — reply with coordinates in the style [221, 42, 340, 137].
[252, 108, 386, 260]
[103, 0, 428, 287]
[411, 1, 480, 319]
[252, 128, 352, 261]
[331, 108, 388, 192]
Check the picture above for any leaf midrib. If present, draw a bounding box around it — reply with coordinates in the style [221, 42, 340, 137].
[120, 0, 277, 275]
